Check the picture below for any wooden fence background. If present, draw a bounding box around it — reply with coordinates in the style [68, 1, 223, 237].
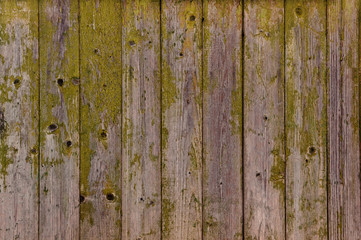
[0, 0, 360, 239]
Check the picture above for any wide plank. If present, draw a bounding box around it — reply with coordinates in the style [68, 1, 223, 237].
[0, 1, 39, 239]
[285, 0, 328, 239]
[243, 0, 285, 239]
[79, 0, 122, 239]
[122, 0, 161, 239]
[161, 0, 203, 239]
[327, 0, 361, 239]
[203, 0, 243, 239]
[39, 0, 80, 238]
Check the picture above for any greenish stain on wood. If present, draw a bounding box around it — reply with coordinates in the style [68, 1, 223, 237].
[122, 1, 161, 239]
[80, 0, 122, 239]
[0, 0, 39, 239]
[203, 0, 243, 239]
[243, 0, 285, 239]
[161, 0, 203, 239]
[39, 0, 80, 238]
[285, 0, 328, 239]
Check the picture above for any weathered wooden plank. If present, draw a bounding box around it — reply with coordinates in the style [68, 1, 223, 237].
[285, 1, 327, 239]
[0, 1, 39, 239]
[327, 0, 361, 239]
[243, 0, 285, 239]
[79, 0, 122, 239]
[39, 0, 80, 239]
[121, 0, 161, 239]
[161, 0, 202, 239]
[202, 1, 242, 239]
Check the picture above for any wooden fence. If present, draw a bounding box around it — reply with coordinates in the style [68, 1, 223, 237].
[0, 0, 360, 239]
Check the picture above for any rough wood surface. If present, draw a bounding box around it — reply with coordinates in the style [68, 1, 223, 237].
[327, 0, 361, 239]
[39, 0, 80, 239]
[122, 0, 161, 239]
[243, 0, 285, 239]
[0, 2, 360, 239]
[285, 0, 328, 239]
[202, 1, 243, 239]
[161, 0, 203, 239]
[79, 0, 122, 239]
[0, 1, 39, 239]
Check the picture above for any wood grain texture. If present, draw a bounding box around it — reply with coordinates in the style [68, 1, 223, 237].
[79, 0, 122, 239]
[202, 1, 242, 239]
[161, 0, 202, 239]
[243, 0, 285, 239]
[39, 0, 80, 239]
[328, 0, 361, 239]
[0, 1, 39, 239]
[122, 0, 161, 239]
[285, 0, 328, 239]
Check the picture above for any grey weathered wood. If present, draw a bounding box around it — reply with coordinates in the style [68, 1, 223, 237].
[203, 1, 243, 239]
[39, 0, 80, 239]
[79, 0, 122, 239]
[0, 1, 39, 239]
[161, 0, 203, 239]
[285, 1, 328, 239]
[328, 0, 361, 239]
[121, 0, 161, 239]
[243, 0, 285, 239]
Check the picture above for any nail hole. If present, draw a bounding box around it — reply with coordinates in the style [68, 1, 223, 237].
[106, 193, 115, 201]
[179, 52, 183, 56]
[189, 15, 196, 21]
[100, 130, 107, 139]
[13, 79, 20, 85]
[48, 124, 58, 132]
[140, 197, 144, 201]
[305, 159, 309, 163]
[129, 40, 135, 46]
[308, 146, 316, 154]
[80, 195, 85, 203]
[202, 17, 205, 22]
[263, 115, 268, 120]
[256, 172, 261, 177]
[94, 48, 99, 54]
[30, 148, 37, 154]
[57, 79, 64, 86]
[66, 140, 72, 147]
[295, 7, 302, 16]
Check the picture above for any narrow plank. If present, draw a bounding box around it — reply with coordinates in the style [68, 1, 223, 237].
[39, 0, 80, 239]
[285, 0, 328, 239]
[79, 0, 122, 239]
[0, 1, 39, 239]
[121, 0, 161, 239]
[243, 0, 285, 239]
[161, 0, 202, 239]
[202, 1, 243, 239]
[327, 0, 361, 239]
